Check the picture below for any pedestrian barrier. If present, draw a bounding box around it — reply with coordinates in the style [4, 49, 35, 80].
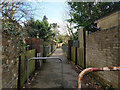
[77, 67, 120, 88]
[27, 57, 63, 88]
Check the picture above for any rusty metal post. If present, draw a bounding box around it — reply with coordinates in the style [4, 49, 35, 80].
[78, 67, 120, 88]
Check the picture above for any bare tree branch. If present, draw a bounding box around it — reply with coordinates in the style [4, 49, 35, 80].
[66, 23, 75, 39]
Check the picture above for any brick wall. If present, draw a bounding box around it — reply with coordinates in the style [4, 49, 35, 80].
[86, 26, 120, 88]
[86, 11, 120, 88]
[95, 11, 120, 29]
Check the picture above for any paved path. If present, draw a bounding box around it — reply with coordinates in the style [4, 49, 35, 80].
[31, 48, 78, 88]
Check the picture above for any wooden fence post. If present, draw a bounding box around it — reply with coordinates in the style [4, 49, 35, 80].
[83, 30, 86, 69]
[17, 56, 21, 88]
[68, 40, 73, 60]
[75, 47, 77, 65]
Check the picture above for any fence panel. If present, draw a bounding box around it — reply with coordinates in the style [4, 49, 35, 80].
[52, 45, 57, 52]
[62, 46, 68, 57]
[44, 45, 51, 57]
[77, 48, 84, 68]
[71, 47, 76, 63]
[20, 49, 35, 87]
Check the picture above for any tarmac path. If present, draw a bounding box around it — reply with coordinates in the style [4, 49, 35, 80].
[31, 48, 78, 88]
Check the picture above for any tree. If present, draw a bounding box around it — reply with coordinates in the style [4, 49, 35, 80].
[51, 23, 60, 35]
[42, 15, 48, 21]
[66, 22, 75, 39]
[67, 2, 120, 32]
[1, 1, 35, 25]
[24, 16, 55, 41]
[1, 1, 33, 52]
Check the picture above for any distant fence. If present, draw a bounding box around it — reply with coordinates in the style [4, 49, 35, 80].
[18, 38, 57, 88]
[44, 45, 57, 57]
[18, 45, 57, 87]
[65, 29, 86, 68]
[62, 46, 68, 57]
[51, 45, 57, 53]
[44, 45, 51, 57]
[25, 38, 44, 70]
[71, 47, 76, 63]
[2, 33, 58, 88]
[63, 10, 120, 88]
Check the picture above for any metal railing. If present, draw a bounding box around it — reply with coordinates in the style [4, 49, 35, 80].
[27, 57, 63, 88]
[77, 67, 120, 88]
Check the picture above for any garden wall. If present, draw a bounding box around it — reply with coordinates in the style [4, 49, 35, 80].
[86, 10, 120, 88]
[65, 10, 120, 88]
[0, 22, 2, 89]
[2, 34, 56, 88]
[2, 31, 20, 88]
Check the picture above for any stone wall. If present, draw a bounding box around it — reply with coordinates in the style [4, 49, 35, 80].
[2, 31, 20, 88]
[86, 11, 120, 88]
[0, 18, 2, 89]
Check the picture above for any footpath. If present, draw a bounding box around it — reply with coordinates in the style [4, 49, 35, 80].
[30, 48, 104, 89]
[31, 48, 78, 88]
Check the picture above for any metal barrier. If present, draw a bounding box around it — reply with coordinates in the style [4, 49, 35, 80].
[27, 57, 63, 88]
[77, 67, 120, 88]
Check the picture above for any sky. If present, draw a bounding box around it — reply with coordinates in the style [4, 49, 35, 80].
[32, 1, 72, 35]
[1, 0, 77, 35]
[16, 0, 76, 35]
[34, 2, 68, 22]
